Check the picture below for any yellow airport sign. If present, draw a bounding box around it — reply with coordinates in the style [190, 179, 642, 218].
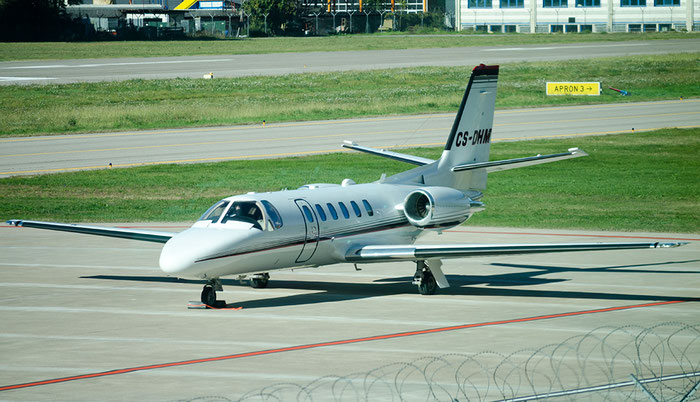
[546, 82, 601, 96]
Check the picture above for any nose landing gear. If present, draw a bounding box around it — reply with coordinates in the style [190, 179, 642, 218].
[201, 278, 224, 307]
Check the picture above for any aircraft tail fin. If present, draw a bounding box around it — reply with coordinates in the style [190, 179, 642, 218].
[429, 64, 499, 191]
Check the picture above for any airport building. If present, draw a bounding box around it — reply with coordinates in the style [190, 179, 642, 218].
[451, 0, 698, 33]
[70, 0, 698, 33]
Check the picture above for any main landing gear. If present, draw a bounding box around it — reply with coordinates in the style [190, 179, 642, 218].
[413, 260, 438, 295]
[249, 273, 270, 289]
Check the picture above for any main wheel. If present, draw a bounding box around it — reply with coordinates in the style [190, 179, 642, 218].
[418, 271, 437, 295]
[250, 278, 268, 289]
[201, 285, 216, 305]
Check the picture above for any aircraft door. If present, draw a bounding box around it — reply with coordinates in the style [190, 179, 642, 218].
[294, 199, 320, 263]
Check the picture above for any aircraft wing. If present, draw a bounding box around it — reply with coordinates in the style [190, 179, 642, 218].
[6, 220, 175, 243]
[345, 241, 685, 262]
[342, 142, 435, 166]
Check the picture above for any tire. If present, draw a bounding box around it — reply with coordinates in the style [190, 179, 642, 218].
[250, 276, 269, 289]
[201, 285, 216, 305]
[418, 271, 437, 295]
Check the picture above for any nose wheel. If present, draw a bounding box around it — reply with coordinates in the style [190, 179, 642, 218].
[201, 278, 223, 306]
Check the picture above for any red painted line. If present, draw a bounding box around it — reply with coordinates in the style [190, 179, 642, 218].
[446, 229, 699, 242]
[0, 300, 692, 392]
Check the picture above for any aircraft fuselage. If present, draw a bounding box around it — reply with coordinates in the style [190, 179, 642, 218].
[159, 182, 466, 280]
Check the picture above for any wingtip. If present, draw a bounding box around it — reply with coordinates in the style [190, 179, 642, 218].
[568, 147, 588, 157]
[656, 242, 688, 248]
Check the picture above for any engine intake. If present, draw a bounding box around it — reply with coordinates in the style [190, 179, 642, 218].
[403, 187, 474, 228]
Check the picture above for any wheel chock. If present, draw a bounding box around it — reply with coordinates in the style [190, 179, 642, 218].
[187, 300, 241, 310]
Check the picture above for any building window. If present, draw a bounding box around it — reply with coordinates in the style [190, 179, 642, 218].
[621, 0, 645, 5]
[500, 0, 523, 7]
[543, 0, 567, 7]
[576, 0, 599, 6]
[654, 0, 678, 5]
[469, 0, 492, 8]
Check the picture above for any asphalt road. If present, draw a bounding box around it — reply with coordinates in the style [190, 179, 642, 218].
[0, 39, 698, 85]
[0, 224, 697, 400]
[1, 99, 698, 177]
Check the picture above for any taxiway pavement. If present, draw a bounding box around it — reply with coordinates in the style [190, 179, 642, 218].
[2, 99, 698, 177]
[1, 39, 698, 85]
[0, 224, 697, 400]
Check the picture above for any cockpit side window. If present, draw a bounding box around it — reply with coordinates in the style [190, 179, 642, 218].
[199, 201, 230, 223]
[261, 200, 283, 230]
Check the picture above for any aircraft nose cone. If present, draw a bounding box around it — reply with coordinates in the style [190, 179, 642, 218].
[159, 228, 250, 277]
[159, 240, 194, 275]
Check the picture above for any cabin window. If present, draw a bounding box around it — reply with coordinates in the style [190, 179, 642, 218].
[362, 199, 374, 216]
[261, 200, 283, 229]
[350, 201, 362, 217]
[326, 203, 339, 220]
[338, 202, 350, 219]
[315, 204, 327, 222]
[302, 205, 314, 223]
[199, 200, 229, 223]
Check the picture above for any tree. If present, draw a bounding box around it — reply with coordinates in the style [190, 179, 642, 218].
[0, 0, 82, 41]
[242, 0, 301, 35]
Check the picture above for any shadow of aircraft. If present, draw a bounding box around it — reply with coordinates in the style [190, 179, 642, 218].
[81, 258, 699, 309]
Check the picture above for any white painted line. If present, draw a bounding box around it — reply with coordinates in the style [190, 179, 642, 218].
[3, 58, 235, 70]
[0, 306, 465, 326]
[0, 263, 157, 271]
[484, 43, 647, 52]
[0, 76, 56, 82]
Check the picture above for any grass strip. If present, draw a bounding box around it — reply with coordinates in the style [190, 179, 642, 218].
[2, 128, 698, 233]
[1, 53, 698, 137]
[0, 32, 697, 61]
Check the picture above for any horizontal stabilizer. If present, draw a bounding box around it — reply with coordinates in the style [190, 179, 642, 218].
[452, 148, 588, 173]
[343, 141, 435, 166]
[346, 241, 686, 262]
[7, 220, 175, 243]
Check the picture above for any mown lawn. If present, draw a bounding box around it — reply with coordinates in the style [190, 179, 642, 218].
[1, 53, 698, 136]
[2, 128, 698, 233]
[0, 32, 696, 61]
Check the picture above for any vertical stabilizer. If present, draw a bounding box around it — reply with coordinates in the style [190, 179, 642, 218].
[432, 64, 499, 190]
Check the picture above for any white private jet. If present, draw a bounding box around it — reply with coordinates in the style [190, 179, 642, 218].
[7, 64, 684, 307]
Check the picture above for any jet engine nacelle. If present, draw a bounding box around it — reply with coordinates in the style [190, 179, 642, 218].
[403, 187, 473, 229]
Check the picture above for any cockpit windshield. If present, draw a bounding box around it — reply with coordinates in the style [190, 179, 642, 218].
[199, 200, 230, 222]
[221, 201, 264, 229]
[198, 199, 283, 231]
